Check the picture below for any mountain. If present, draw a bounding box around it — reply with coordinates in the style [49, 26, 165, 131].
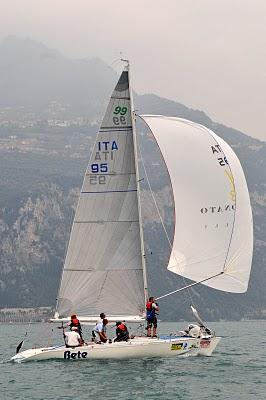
[0, 36, 265, 321]
[0, 35, 116, 118]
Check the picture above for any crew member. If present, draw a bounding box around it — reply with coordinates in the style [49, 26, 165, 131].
[94, 318, 108, 343]
[58, 313, 83, 342]
[64, 326, 83, 348]
[114, 321, 129, 342]
[69, 314, 82, 336]
[146, 296, 159, 337]
[92, 312, 106, 341]
[99, 312, 106, 321]
[187, 324, 201, 338]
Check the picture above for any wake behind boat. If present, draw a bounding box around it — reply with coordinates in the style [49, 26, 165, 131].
[11, 60, 252, 362]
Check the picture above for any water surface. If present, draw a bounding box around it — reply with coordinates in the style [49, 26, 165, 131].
[1, 321, 265, 399]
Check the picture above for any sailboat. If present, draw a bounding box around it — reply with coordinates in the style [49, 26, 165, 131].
[11, 61, 253, 362]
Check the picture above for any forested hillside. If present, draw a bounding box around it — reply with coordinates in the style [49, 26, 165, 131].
[0, 37, 265, 320]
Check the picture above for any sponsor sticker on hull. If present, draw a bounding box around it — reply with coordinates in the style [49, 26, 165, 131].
[200, 339, 211, 348]
[171, 342, 188, 351]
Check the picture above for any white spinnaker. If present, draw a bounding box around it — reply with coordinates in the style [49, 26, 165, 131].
[56, 71, 145, 318]
[140, 115, 253, 293]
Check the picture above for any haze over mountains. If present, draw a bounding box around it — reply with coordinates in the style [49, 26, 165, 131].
[0, 36, 265, 321]
[0, 36, 117, 117]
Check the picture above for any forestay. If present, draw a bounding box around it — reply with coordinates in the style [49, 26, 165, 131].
[56, 70, 145, 318]
[140, 116, 253, 293]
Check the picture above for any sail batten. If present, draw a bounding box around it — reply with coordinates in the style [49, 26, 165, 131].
[140, 115, 253, 293]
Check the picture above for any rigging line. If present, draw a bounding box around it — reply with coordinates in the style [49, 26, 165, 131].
[137, 144, 173, 254]
[110, 57, 123, 67]
[155, 272, 224, 301]
[137, 140, 195, 305]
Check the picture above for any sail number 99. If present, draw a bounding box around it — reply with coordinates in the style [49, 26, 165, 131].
[113, 116, 126, 125]
[113, 106, 127, 125]
[114, 106, 127, 115]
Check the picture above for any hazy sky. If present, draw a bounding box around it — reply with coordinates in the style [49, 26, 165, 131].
[1, 0, 266, 141]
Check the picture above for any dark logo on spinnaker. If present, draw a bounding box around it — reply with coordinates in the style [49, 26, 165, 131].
[200, 204, 235, 214]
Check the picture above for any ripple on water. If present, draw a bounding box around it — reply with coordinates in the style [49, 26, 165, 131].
[1, 321, 266, 400]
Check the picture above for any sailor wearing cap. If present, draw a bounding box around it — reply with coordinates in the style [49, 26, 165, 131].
[64, 326, 83, 348]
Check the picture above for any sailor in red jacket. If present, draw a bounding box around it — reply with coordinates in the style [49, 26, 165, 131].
[146, 297, 159, 337]
[58, 313, 84, 343]
[69, 314, 83, 340]
[114, 321, 129, 342]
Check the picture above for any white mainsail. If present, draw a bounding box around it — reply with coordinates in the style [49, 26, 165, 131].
[140, 115, 253, 293]
[56, 69, 145, 319]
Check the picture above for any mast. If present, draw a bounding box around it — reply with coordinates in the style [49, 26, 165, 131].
[125, 59, 148, 305]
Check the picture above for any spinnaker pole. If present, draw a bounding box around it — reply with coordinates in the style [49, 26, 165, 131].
[155, 272, 224, 301]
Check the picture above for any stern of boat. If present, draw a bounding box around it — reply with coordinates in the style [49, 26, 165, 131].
[199, 336, 221, 356]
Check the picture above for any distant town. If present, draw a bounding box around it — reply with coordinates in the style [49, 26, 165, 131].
[0, 103, 98, 159]
[0, 307, 53, 323]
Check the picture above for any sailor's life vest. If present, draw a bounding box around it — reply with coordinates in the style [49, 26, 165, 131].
[146, 301, 155, 319]
[117, 323, 127, 332]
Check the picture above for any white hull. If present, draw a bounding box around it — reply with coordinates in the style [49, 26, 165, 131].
[159, 335, 221, 357]
[199, 336, 221, 356]
[11, 337, 199, 362]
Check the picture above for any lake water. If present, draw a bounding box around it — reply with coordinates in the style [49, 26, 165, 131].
[0, 321, 265, 399]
